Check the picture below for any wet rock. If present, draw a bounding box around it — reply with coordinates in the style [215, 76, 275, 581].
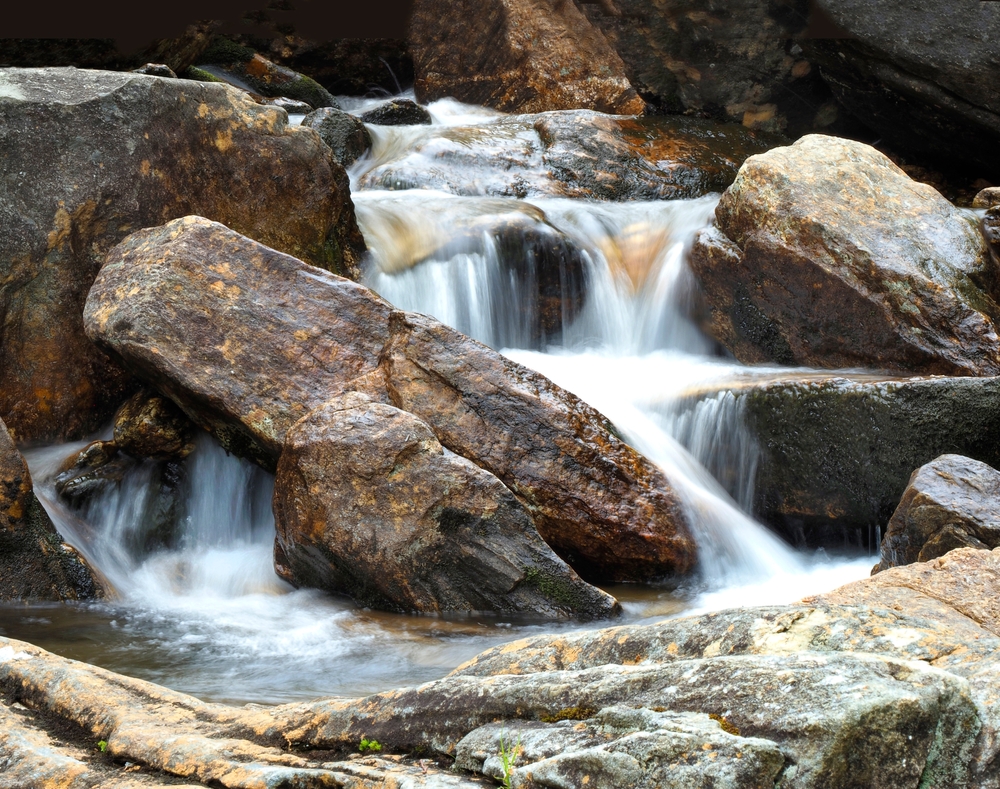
[409, 0, 644, 115]
[0, 418, 101, 602]
[274, 393, 619, 618]
[359, 98, 431, 126]
[131, 63, 177, 78]
[689, 135, 1000, 375]
[985, 207, 1000, 261]
[262, 96, 313, 114]
[197, 38, 338, 109]
[113, 389, 196, 461]
[54, 441, 129, 507]
[678, 373, 1000, 547]
[358, 110, 776, 201]
[974, 187, 1000, 209]
[804, 1, 1000, 179]
[301, 107, 372, 167]
[874, 455, 1000, 572]
[85, 216, 695, 583]
[0, 66, 365, 443]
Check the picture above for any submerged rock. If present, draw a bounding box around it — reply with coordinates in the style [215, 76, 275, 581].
[274, 393, 619, 618]
[85, 216, 695, 584]
[0, 418, 102, 601]
[358, 110, 776, 201]
[409, 0, 644, 115]
[301, 107, 372, 166]
[689, 135, 1000, 375]
[0, 66, 365, 442]
[875, 454, 1000, 572]
[359, 98, 432, 126]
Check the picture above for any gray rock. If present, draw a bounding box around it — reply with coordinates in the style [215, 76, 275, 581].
[876, 454, 1000, 571]
[273, 393, 620, 619]
[130, 63, 177, 78]
[689, 135, 1000, 375]
[263, 96, 314, 114]
[301, 106, 373, 166]
[359, 98, 432, 125]
[974, 187, 1000, 209]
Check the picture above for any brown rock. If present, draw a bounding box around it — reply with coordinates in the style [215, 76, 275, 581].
[408, 0, 645, 115]
[0, 66, 365, 442]
[874, 455, 1000, 572]
[974, 187, 1000, 209]
[0, 418, 102, 601]
[84, 216, 695, 583]
[689, 135, 1000, 375]
[113, 389, 196, 460]
[359, 98, 431, 126]
[274, 393, 620, 618]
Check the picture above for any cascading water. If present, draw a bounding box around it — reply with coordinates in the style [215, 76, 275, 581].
[5, 95, 873, 705]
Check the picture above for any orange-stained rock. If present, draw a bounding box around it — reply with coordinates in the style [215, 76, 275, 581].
[408, 0, 645, 115]
[113, 389, 196, 461]
[689, 135, 1000, 374]
[0, 66, 365, 442]
[274, 393, 620, 618]
[85, 216, 696, 583]
[0, 418, 102, 601]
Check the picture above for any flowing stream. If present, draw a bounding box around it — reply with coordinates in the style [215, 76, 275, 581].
[3, 97, 874, 705]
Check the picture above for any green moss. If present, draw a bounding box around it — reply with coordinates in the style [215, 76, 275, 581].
[540, 706, 597, 723]
[522, 567, 592, 613]
[201, 37, 256, 65]
[181, 66, 225, 84]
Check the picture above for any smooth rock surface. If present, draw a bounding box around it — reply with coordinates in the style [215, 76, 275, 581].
[85, 216, 695, 583]
[359, 98, 432, 126]
[0, 418, 101, 601]
[358, 110, 776, 201]
[301, 106, 372, 166]
[689, 135, 1000, 375]
[409, 0, 644, 115]
[0, 67, 365, 442]
[274, 393, 619, 618]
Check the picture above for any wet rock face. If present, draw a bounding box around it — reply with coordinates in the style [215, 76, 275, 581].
[689, 135, 1000, 375]
[85, 216, 695, 584]
[0, 419, 101, 602]
[804, 0, 1000, 179]
[409, 0, 645, 115]
[358, 110, 777, 201]
[875, 455, 1000, 572]
[301, 107, 372, 167]
[0, 67, 365, 443]
[274, 393, 619, 619]
[113, 389, 196, 461]
[359, 98, 432, 125]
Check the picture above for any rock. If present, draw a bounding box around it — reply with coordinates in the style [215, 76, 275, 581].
[197, 38, 339, 109]
[0, 418, 102, 601]
[985, 207, 1000, 260]
[359, 98, 431, 125]
[804, 0, 1000, 179]
[357, 110, 777, 201]
[676, 373, 1000, 547]
[974, 187, 1000, 209]
[131, 63, 177, 78]
[874, 455, 1000, 571]
[409, 0, 645, 115]
[0, 66, 365, 442]
[301, 107, 372, 167]
[274, 393, 619, 618]
[113, 390, 196, 461]
[578, 0, 840, 138]
[84, 216, 695, 583]
[54, 441, 129, 506]
[262, 96, 313, 114]
[689, 135, 1000, 375]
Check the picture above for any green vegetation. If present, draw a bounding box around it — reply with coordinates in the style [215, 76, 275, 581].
[539, 705, 596, 723]
[358, 737, 382, 753]
[497, 730, 521, 789]
[97, 740, 108, 752]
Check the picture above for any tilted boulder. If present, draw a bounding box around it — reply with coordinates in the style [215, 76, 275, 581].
[274, 393, 619, 618]
[689, 135, 1000, 375]
[875, 454, 1000, 572]
[0, 66, 365, 442]
[0, 418, 102, 601]
[84, 216, 695, 583]
[409, 0, 645, 115]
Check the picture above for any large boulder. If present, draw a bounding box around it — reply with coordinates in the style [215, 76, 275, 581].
[357, 110, 777, 201]
[84, 216, 696, 583]
[274, 393, 619, 618]
[408, 0, 645, 115]
[0, 418, 102, 601]
[875, 455, 1000, 572]
[0, 66, 365, 443]
[804, 0, 1000, 180]
[689, 135, 1000, 375]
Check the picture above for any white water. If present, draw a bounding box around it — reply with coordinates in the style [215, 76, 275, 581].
[11, 97, 874, 705]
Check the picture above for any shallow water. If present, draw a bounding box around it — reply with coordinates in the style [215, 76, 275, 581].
[12, 96, 878, 706]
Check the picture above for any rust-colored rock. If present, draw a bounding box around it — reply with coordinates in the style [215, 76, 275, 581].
[0, 418, 102, 601]
[274, 393, 620, 618]
[113, 389, 196, 461]
[408, 0, 645, 115]
[689, 135, 1000, 375]
[0, 66, 365, 442]
[85, 216, 695, 583]
[874, 455, 1000, 572]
